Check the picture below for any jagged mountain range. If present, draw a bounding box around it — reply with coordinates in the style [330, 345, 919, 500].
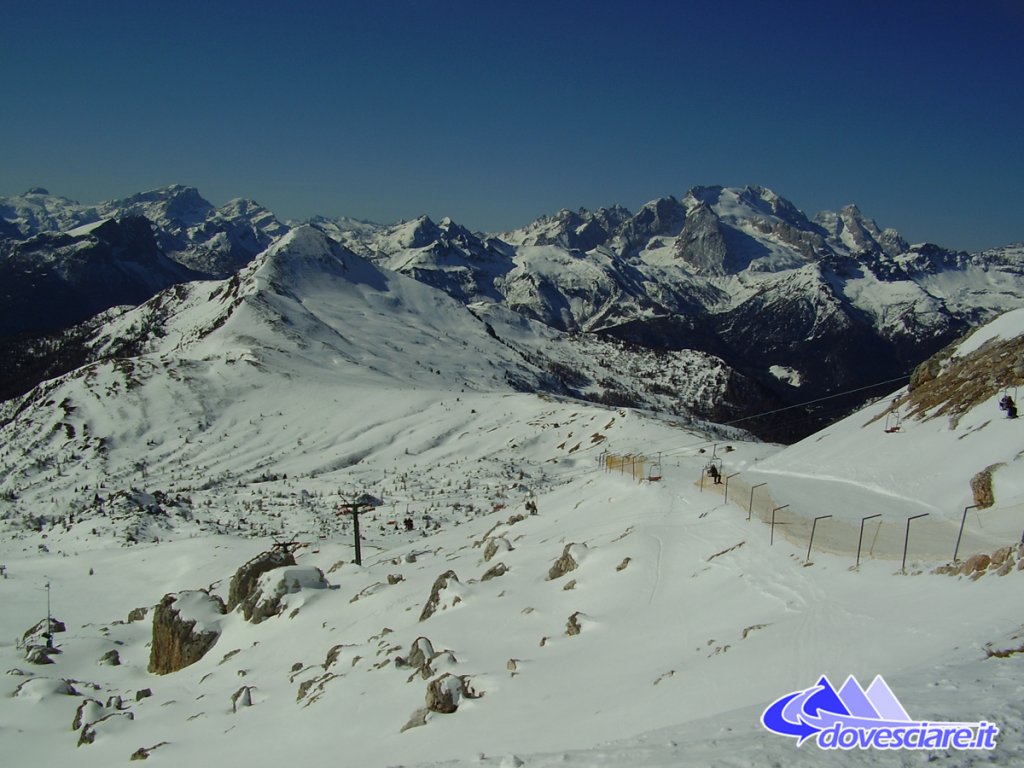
[2, 183, 1023, 440]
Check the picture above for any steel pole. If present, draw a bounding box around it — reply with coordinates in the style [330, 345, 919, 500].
[770, 505, 789, 546]
[806, 515, 832, 563]
[724, 472, 740, 504]
[902, 513, 929, 574]
[748, 483, 767, 521]
[953, 505, 978, 563]
[856, 514, 882, 569]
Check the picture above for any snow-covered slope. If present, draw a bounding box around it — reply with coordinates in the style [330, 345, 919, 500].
[743, 307, 1024, 560]
[311, 186, 1024, 441]
[3, 237, 1024, 767]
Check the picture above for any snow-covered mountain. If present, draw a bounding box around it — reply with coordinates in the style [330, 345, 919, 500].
[311, 185, 1024, 438]
[5, 182, 1024, 440]
[0, 185, 287, 278]
[2, 277, 1024, 767]
[0, 216, 202, 336]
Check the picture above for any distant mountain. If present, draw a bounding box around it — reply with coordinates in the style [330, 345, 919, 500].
[4, 183, 1024, 440]
[0, 185, 287, 278]
[312, 185, 1024, 438]
[0, 216, 201, 336]
[101, 185, 288, 277]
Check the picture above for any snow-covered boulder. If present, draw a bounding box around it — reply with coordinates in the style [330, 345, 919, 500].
[547, 543, 586, 581]
[13, 677, 78, 699]
[418, 570, 465, 621]
[425, 673, 480, 714]
[227, 547, 297, 613]
[242, 565, 328, 624]
[148, 590, 226, 674]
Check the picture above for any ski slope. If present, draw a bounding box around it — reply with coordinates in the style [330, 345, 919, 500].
[2, 232, 1023, 767]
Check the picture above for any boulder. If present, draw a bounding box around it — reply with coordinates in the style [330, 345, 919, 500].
[547, 543, 585, 581]
[959, 553, 991, 576]
[77, 711, 134, 747]
[127, 606, 150, 623]
[148, 590, 225, 675]
[425, 673, 479, 714]
[970, 466, 1000, 509]
[419, 570, 462, 621]
[396, 636, 457, 680]
[231, 685, 255, 713]
[227, 547, 296, 612]
[566, 611, 584, 636]
[23, 616, 67, 662]
[72, 698, 104, 731]
[483, 537, 512, 562]
[481, 562, 508, 581]
[240, 566, 328, 624]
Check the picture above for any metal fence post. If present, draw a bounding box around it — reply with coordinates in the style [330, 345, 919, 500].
[771, 505, 789, 546]
[953, 505, 979, 563]
[806, 515, 832, 563]
[902, 513, 929, 574]
[856, 514, 882, 569]
[748, 483, 767, 521]
[724, 472, 740, 504]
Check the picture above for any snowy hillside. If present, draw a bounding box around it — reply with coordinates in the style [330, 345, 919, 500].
[314, 186, 1024, 440]
[5, 182, 1024, 442]
[2, 242, 1024, 765]
[745, 306, 1024, 561]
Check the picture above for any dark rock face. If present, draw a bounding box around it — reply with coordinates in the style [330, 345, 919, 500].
[674, 203, 730, 275]
[148, 591, 225, 675]
[0, 216, 201, 336]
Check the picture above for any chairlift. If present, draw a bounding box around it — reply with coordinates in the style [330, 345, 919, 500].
[1000, 388, 1019, 419]
[648, 460, 663, 482]
[884, 410, 902, 433]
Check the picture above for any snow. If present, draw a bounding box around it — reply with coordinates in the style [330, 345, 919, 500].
[65, 218, 112, 237]
[172, 589, 225, 634]
[2, 216, 1024, 767]
[955, 307, 1024, 356]
[768, 365, 802, 386]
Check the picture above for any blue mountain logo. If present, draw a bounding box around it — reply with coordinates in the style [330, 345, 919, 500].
[761, 675, 998, 751]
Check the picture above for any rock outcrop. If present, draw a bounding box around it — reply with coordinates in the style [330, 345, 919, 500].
[227, 547, 297, 613]
[547, 543, 585, 581]
[240, 565, 328, 624]
[148, 590, 226, 674]
[425, 673, 479, 714]
[419, 570, 461, 621]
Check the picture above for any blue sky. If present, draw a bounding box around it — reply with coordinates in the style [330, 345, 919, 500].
[2, 0, 1021, 250]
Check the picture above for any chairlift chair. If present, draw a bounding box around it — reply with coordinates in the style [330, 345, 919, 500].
[705, 457, 723, 476]
[648, 460, 663, 482]
[884, 410, 902, 433]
